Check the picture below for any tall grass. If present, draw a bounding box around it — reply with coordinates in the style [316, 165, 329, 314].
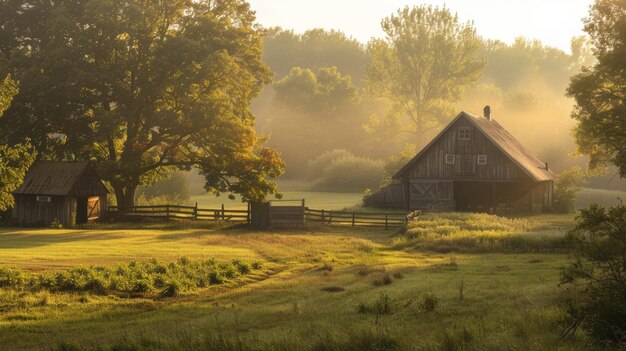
[394, 213, 565, 253]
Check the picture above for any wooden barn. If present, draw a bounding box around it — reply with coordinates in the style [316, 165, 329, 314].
[12, 161, 109, 226]
[384, 108, 555, 213]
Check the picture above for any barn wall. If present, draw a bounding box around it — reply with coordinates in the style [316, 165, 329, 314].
[408, 118, 527, 181]
[13, 195, 72, 227]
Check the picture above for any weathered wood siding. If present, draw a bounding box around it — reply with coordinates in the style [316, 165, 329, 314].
[408, 118, 527, 181]
[12, 195, 72, 227]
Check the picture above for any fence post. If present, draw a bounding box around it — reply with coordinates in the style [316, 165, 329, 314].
[221, 204, 225, 221]
[328, 211, 332, 224]
[321, 209, 325, 224]
[193, 202, 198, 220]
[385, 214, 388, 230]
[352, 213, 355, 227]
[166, 205, 170, 221]
[247, 202, 251, 225]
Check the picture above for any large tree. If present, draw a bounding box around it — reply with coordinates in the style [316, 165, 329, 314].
[0, 75, 34, 211]
[0, 0, 283, 207]
[567, 0, 626, 177]
[365, 5, 485, 144]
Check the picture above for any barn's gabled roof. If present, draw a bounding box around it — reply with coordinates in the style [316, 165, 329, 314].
[394, 111, 556, 182]
[13, 161, 108, 196]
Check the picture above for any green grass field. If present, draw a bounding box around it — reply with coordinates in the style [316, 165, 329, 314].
[0, 212, 602, 351]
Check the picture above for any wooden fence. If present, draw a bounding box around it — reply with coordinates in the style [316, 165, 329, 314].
[304, 208, 407, 229]
[108, 204, 250, 223]
[107, 203, 408, 229]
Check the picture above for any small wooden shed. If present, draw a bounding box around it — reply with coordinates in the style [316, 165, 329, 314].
[375, 109, 556, 213]
[12, 161, 109, 226]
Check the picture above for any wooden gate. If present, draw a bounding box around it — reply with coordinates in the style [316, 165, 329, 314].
[269, 199, 305, 226]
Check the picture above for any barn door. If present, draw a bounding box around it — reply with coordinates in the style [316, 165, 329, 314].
[410, 182, 437, 199]
[87, 196, 100, 219]
[409, 180, 438, 210]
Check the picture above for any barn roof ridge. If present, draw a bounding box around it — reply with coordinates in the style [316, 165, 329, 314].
[393, 111, 556, 182]
[13, 160, 108, 196]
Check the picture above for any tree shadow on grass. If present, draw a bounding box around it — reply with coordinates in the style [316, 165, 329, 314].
[0, 229, 126, 249]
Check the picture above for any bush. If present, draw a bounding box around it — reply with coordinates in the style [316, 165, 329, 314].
[420, 293, 439, 312]
[311, 155, 384, 193]
[356, 293, 397, 315]
[307, 149, 354, 180]
[0, 267, 24, 288]
[553, 166, 586, 213]
[373, 273, 393, 287]
[560, 205, 626, 345]
[160, 281, 180, 298]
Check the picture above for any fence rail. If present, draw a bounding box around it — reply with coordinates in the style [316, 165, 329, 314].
[107, 204, 409, 229]
[108, 204, 251, 223]
[304, 208, 407, 229]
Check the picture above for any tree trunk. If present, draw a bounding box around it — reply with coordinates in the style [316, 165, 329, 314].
[113, 183, 137, 209]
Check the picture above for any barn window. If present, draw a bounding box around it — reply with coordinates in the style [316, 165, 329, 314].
[445, 154, 455, 164]
[458, 127, 471, 140]
[477, 155, 487, 165]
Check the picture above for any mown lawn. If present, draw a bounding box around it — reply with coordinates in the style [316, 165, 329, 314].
[0, 213, 600, 350]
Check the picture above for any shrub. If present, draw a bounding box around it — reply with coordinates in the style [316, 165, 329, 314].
[131, 280, 152, 293]
[420, 293, 439, 312]
[311, 155, 384, 193]
[561, 205, 626, 345]
[553, 166, 586, 213]
[307, 149, 354, 180]
[160, 281, 180, 298]
[232, 259, 251, 274]
[208, 272, 224, 285]
[373, 273, 393, 287]
[356, 293, 397, 315]
[84, 277, 107, 295]
[0, 267, 24, 288]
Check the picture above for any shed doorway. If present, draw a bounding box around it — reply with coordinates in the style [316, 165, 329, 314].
[76, 197, 89, 224]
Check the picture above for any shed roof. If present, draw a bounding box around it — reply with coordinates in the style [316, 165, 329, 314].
[13, 161, 108, 196]
[394, 111, 556, 182]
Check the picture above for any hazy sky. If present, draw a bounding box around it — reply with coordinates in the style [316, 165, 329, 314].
[247, 0, 594, 53]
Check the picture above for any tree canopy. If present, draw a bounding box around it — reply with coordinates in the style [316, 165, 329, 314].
[0, 0, 284, 206]
[365, 5, 485, 145]
[567, 0, 626, 177]
[0, 76, 34, 211]
[263, 28, 368, 84]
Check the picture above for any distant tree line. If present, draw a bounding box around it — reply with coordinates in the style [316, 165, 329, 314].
[255, 5, 608, 193]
